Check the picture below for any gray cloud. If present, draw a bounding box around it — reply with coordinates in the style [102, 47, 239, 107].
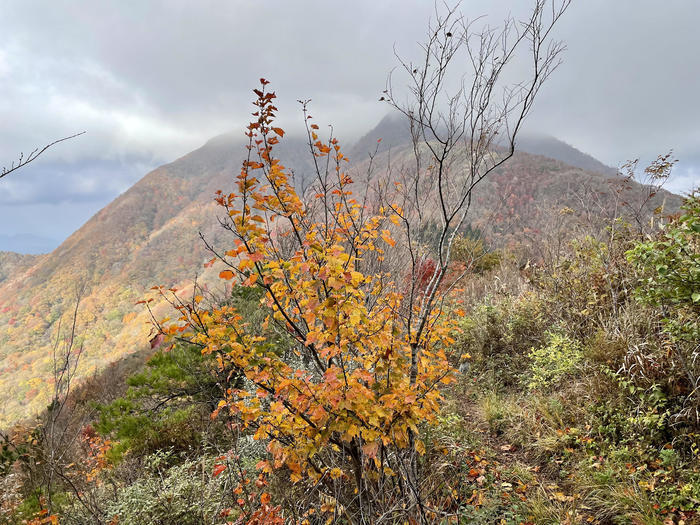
[0, 0, 698, 251]
[0, 157, 155, 205]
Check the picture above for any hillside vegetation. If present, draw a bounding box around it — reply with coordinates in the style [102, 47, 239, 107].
[0, 79, 697, 524]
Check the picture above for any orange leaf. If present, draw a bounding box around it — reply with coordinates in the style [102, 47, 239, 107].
[362, 441, 380, 458]
[381, 230, 396, 247]
[243, 273, 258, 286]
[219, 270, 235, 280]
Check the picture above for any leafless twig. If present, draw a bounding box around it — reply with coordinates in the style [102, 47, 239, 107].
[1, 131, 86, 179]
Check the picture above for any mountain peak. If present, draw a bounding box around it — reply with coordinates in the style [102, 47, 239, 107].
[349, 113, 412, 160]
[350, 113, 617, 178]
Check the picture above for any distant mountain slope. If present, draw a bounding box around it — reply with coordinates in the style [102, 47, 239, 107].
[0, 252, 41, 284]
[349, 114, 412, 160]
[0, 118, 682, 428]
[349, 133, 680, 250]
[0, 133, 313, 427]
[515, 133, 617, 176]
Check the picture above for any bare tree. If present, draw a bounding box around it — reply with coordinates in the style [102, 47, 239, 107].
[383, 0, 568, 386]
[616, 151, 676, 234]
[376, 0, 570, 512]
[9, 282, 108, 522]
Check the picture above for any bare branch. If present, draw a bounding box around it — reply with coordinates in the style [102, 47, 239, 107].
[1, 131, 86, 179]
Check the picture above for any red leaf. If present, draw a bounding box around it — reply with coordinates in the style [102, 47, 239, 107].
[213, 463, 227, 477]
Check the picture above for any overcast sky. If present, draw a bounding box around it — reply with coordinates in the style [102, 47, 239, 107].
[1, 1, 698, 253]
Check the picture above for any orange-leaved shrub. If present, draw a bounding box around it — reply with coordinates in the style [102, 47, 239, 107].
[155, 80, 456, 521]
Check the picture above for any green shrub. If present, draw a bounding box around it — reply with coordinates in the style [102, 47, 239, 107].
[627, 192, 700, 426]
[93, 343, 217, 460]
[57, 451, 243, 525]
[104, 454, 228, 525]
[627, 191, 700, 339]
[456, 292, 547, 387]
[450, 234, 501, 274]
[527, 332, 583, 391]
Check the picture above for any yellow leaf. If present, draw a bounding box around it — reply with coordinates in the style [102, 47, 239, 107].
[239, 259, 254, 271]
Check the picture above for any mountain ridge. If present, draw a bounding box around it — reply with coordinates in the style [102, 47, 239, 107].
[350, 114, 618, 177]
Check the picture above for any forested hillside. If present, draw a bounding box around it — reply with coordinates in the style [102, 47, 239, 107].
[0, 253, 40, 285]
[0, 134, 316, 426]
